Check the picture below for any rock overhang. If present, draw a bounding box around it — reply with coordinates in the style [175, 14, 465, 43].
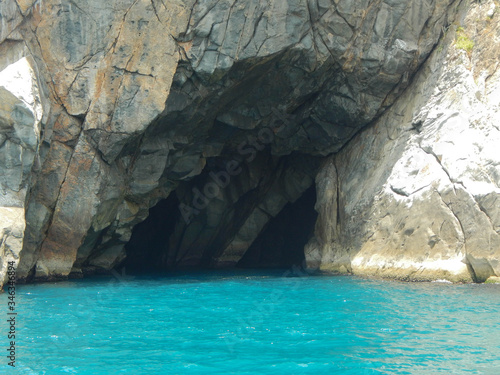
[3, 0, 488, 288]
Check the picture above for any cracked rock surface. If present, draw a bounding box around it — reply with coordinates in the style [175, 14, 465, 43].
[0, 51, 41, 287]
[1, 0, 498, 288]
[306, 0, 500, 282]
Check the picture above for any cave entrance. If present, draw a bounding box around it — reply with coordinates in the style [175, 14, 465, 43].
[122, 193, 181, 273]
[121, 174, 318, 274]
[237, 185, 317, 269]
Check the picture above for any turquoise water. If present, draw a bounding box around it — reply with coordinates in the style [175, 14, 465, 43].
[1, 270, 499, 374]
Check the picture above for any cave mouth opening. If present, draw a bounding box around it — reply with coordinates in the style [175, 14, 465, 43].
[121, 183, 318, 275]
[237, 184, 317, 270]
[121, 194, 181, 274]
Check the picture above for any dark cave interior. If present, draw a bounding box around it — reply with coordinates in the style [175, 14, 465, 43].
[122, 183, 318, 274]
[237, 185, 317, 269]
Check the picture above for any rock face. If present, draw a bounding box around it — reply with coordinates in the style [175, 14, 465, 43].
[0, 0, 498, 288]
[306, 1, 500, 282]
[0, 51, 41, 289]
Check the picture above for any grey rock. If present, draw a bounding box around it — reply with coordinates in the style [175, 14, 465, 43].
[5, 0, 500, 289]
[0, 54, 40, 289]
[306, 2, 500, 282]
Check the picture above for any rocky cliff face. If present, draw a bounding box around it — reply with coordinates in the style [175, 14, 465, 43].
[305, 1, 500, 283]
[0, 0, 498, 289]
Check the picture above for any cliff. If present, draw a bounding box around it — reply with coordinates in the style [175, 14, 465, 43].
[0, 0, 499, 289]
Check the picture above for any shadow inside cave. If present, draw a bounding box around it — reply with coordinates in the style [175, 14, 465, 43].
[121, 183, 317, 274]
[237, 185, 317, 269]
[122, 194, 181, 273]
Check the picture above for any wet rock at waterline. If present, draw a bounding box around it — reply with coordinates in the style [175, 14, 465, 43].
[0, 0, 499, 289]
[306, 1, 500, 282]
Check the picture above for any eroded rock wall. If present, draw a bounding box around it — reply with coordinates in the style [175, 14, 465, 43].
[0, 43, 42, 287]
[306, 1, 500, 282]
[0, 0, 480, 289]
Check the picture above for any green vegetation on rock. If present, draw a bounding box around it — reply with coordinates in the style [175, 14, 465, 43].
[455, 26, 475, 55]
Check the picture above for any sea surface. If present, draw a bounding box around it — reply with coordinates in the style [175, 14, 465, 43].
[1, 270, 499, 374]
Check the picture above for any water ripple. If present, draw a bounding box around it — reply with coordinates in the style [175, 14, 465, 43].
[1, 271, 499, 374]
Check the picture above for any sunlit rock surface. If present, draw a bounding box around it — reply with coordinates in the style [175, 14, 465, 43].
[306, 1, 500, 282]
[0, 0, 498, 288]
[0, 54, 41, 287]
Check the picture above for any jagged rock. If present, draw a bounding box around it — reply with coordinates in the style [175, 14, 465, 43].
[1, 0, 499, 289]
[306, 1, 500, 282]
[0, 55, 41, 288]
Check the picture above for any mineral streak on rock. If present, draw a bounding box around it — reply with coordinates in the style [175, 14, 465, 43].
[0, 0, 499, 289]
